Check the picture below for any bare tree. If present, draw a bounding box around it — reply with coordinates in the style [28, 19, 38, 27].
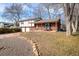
[63, 3, 79, 36]
[41, 3, 53, 19]
[32, 4, 44, 18]
[25, 3, 43, 18]
[26, 3, 62, 19]
[41, 3, 62, 19]
[2, 3, 24, 27]
[63, 3, 75, 36]
[71, 4, 79, 33]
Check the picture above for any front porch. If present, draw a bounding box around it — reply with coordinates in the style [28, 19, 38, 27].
[34, 20, 60, 32]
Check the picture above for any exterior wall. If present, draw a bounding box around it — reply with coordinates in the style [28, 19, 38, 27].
[34, 21, 60, 32]
[0, 23, 4, 28]
[35, 23, 45, 31]
[19, 20, 35, 32]
[21, 27, 30, 32]
[51, 22, 57, 31]
[25, 28, 30, 32]
[21, 28, 25, 32]
[19, 20, 34, 28]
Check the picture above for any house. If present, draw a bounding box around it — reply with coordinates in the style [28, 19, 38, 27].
[19, 17, 61, 32]
[34, 19, 61, 32]
[60, 24, 66, 31]
[0, 22, 14, 28]
[0, 22, 4, 28]
[19, 18, 42, 32]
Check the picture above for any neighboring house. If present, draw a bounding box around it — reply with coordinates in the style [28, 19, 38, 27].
[19, 17, 61, 32]
[19, 18, 41, 32]
[0, 22, 4, 28]
[0, 22, 14, 28]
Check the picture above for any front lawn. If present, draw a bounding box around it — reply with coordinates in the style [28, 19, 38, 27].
[21, 32, 79, 56]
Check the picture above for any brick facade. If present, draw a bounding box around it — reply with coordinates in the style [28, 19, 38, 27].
[34, 19, 61, 32]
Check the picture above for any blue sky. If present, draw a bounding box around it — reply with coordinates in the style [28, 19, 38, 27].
[0, 3, 65, 23]
[0, 3, 12, 22]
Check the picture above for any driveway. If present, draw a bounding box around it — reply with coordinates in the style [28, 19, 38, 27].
[0, 33, 33, 56]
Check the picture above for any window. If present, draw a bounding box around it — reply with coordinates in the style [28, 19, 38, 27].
[44, 23, 51, 31]
[21, 22, 24, 24]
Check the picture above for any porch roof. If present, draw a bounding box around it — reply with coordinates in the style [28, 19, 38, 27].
[35, 19, 60, 24]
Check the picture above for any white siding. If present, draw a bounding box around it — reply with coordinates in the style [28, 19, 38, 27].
[19, 20, 35, 32]
[0, 23, 4, 28]
[21, 28, 30, 32]
[21, 28, 25, 32]
[19, 20, 34, 27]
[25, 28, 30, 32]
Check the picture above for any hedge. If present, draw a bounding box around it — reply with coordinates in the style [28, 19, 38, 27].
[0, 28, 21, 34]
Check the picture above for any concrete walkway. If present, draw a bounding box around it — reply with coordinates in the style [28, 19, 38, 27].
[0, 33, 33, 56]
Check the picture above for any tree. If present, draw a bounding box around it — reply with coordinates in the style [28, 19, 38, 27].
[2, 3, 24, 27]
[32, 4, 44, 18]
[41, 3, 62, 19]
[63, 3, 75, 36]
[63, 3, 79, 36]
[71, 4, 79, 33]
[26, 3, 62, 19]
[41, 3, 53, 19]
[25, 3, 44, 18]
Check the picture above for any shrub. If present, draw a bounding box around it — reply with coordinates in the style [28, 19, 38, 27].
[0, 28, 21, 34]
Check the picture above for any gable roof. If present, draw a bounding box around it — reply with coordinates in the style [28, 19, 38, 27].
[19, 17, 42, 22]
[35, 19, 60, 24]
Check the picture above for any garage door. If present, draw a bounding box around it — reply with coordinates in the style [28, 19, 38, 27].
[22, 28, 25, 32]
[25, 28, 30, 32]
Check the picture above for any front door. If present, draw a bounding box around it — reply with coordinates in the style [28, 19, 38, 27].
[44, 23, 51, 31]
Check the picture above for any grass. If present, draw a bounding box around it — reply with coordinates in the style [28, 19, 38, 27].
[21, 32, 79, 56]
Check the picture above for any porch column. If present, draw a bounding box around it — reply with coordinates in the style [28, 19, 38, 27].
[55, 22, 58, 31]
[41, 23, 42, 30]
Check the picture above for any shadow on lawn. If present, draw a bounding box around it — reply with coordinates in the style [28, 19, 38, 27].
[72, 32, 79, 36]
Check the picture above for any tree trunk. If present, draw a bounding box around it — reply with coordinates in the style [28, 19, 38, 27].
[66, 17, 72, 36]
[72, 21, 76, 33]
[75, 16, 78, 31]
[64, 3, 75, 36]
[72, 16, 78, 33]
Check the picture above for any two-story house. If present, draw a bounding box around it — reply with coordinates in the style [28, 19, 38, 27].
[19, 17, 61, 32]
[19, 18, 41, 32]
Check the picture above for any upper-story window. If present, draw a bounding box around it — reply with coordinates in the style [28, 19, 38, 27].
[21, 22, 24, 24]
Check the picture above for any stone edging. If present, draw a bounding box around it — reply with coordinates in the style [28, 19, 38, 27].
[20, 37, 39, 56]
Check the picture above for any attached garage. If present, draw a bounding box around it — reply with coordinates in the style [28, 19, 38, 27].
[25, 28, 30, 32]
[21, 28, 25, 32]
[21, 27, 30, 32]
[19, 18, 42, 32]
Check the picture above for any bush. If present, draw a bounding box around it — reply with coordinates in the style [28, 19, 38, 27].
[0, 28, 21, 34]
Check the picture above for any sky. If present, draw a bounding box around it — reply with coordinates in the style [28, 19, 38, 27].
[0, 3, 11, 22]
[0, 3, 65, 23]
[0, 3, 39, 22]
